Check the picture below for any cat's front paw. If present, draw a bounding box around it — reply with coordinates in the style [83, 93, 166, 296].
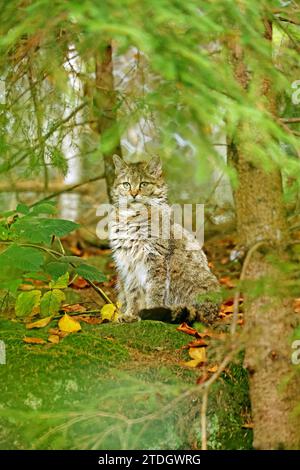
[117, 313, 140, 324]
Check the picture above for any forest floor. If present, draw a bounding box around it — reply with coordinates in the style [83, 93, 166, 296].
[0, 230, 253, 450]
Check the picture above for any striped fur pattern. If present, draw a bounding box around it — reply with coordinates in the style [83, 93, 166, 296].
[109, 155, 220, 324]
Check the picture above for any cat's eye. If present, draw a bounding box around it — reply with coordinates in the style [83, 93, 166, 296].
[140, 182, 149, 188]
[122, 182, 131, 189]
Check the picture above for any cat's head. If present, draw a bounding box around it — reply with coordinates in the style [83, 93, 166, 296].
[111, 155, 168, 205]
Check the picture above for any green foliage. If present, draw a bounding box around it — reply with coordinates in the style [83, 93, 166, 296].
[75, 263, 107, 283]
[49, 272, 69, 289]
[0, 245, 44, 271]
[11, 217, 79, 244]
[40, 289, 66, 317]
[0, 0, 298, 194]
[0, 204, 106, 317]
[15, 290, 41, 317]
[44, 261, 69, 279]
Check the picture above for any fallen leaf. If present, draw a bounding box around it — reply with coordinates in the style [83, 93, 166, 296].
[70, 277, 89, 289]
[183, 339, 209, 349]
[48, 334, 60, 344]
[242, 423, 254, 429]
[48, 327, 69, 338]
[293, 298, 300, 313]
[100, 303, 118, 322]
[207, 365, 218, 373]
[73, 315, 103, 325]
[26, 316, 52, 329]
[176, 322, 202, 338]
[196, 373, 209, 384]
[23, 337, 46, 345]
[219, 276, 236, 288]
[70, 245, 83, 256]
[58, 313, 81, 333]
[182, 347, 207, 368]
[62, 304, 87, 313]
[220, 297, 243, 315]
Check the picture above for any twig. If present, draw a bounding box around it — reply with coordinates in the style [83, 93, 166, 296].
[201, 390, 208, 450]
[281, 117, 300, 124]
[230, 241, 266, 337]
[30, 174, 104, 206]
[200, 351, 235, 450]
[0, 102, 87, 174]
[277, 16, 300, 26]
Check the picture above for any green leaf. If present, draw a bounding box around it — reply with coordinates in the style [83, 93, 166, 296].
[16, 203, 30, 215]
[40, 289, 65, 317]
[0, 279, 22, 295]
[45, 261, 69, 280]
[60, 256, 85, 266]
[49, 272, 69, 289]
[0, 225, 9, 240]
[15, 290, 41, 317]
[12, 217, 79, 244]
[30, 203, 57, 215]
[76, 264, 107, 283]
[0, 245, 44, 271]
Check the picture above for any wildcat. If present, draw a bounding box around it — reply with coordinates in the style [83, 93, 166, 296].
[109, 155, 220, 324]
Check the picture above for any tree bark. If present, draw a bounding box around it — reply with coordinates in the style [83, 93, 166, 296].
[229, 21, 300, 449]
[94, 43, 122, 201]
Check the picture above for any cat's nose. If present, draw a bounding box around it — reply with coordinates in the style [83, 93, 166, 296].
[130, 191, 139, 199]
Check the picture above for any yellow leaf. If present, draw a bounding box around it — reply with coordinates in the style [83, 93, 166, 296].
[58, 313, 81, 333]
[48, 334, 60, 344]
[182, 347, 207, 368]
[23, 337, 46, 345]
[100, 303, 118, 322]
[26, 316, 52, 329]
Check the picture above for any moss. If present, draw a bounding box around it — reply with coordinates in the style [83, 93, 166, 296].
[0, 317, 252, 449]
[206, 362, 253, 449]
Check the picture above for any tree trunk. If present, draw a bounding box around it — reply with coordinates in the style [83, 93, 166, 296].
[94, 43, 122, 201]
[229, 22, 300, 449]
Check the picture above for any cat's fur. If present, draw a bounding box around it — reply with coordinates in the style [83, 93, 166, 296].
[109, 155, 220, 324]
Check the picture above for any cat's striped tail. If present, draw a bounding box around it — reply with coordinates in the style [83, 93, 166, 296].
[139, 300, 220, 325]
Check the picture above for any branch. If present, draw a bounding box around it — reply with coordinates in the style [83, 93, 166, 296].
[280, 117, 300, 124]
[29, 173, 104, 206]
[230, 241, 266, 337]
[0, 102, 87, 174]
[277, 16, 300, 26]
[0, 178, 102, 194]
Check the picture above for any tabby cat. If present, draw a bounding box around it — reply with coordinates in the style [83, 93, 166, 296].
[109, 155, 220, 324]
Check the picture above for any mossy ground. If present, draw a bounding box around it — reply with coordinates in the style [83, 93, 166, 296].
[0, 239, 252, 449]
[0, 317, 252, 450]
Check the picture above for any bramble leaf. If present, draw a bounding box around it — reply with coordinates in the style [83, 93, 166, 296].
[15, 290, 41, 317]
[75, 264, 107, 283]
[40, 289, 66, 317]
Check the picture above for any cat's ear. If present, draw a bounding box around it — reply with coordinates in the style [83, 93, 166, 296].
[113, 155, 127, 173]
[145, 156, 162, 177]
